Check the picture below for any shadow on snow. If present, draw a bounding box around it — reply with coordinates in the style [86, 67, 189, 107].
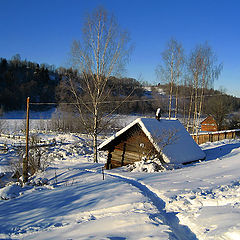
[107, 173, 198, 240]
[203, 142, 240, 161]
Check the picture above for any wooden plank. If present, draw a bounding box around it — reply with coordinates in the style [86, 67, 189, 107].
[121, 143, 126, 166]
[191, 130, 239, 144]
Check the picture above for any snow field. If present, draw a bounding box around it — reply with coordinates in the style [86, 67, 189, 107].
[0, 164, 171, 239]
[110, 139, 240, 240]
[0, 120, 240, 239]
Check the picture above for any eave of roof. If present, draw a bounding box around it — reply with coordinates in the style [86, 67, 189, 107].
[98, 118, 144, 150]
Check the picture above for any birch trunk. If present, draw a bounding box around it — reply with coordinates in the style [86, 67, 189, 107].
[168, 54, 174, 119]
[187, 86, 194, 132]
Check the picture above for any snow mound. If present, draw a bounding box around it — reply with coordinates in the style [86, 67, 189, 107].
[0, 183, 22, 200]
[127, 158, 166, 173]
[29, 177, 48, 186]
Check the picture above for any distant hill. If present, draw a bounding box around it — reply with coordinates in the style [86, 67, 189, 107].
[0, 56, 239, 123]
[0, 55, 60, 111]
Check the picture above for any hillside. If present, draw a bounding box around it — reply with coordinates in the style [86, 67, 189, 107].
[0, 56, 59, 111]
[0, 56, 239, 130]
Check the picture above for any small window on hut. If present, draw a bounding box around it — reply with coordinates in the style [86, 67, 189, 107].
[140, 143, 145, 148]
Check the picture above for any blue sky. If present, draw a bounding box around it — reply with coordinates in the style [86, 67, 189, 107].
[0, 0, 239, 97]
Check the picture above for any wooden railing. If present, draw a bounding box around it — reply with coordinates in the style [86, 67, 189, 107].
[191, 129, 240, 144]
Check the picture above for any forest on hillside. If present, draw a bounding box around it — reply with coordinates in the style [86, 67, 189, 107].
[0, 55, 58, 111]
[0, 55, 239, 130]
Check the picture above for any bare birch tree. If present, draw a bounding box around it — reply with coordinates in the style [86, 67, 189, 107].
[196, 44, 222, 132]
[187, 43, 222, 133]
[69, 7, 132, 163]
[156, 39, 184, 119]
[174, 43, 184, 118]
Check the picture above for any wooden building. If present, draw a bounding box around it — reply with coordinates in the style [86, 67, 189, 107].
[99, 118, 205, 169]
[192, 129, 240, 145]
[201, 116, 218, 132]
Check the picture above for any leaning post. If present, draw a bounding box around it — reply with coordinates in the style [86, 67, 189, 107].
[23, 97, 30, 183]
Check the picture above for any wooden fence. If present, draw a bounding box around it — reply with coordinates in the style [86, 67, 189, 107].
[191, 129, 240, 145]
[0, 133, 25, 140]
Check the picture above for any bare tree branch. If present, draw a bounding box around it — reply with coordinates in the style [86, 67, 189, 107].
[69, 7, 132, 163]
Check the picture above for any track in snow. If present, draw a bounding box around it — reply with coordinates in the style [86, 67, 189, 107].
[104, 171, 198, 240]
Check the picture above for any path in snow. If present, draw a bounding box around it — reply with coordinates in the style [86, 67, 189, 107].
[88, 169, 198, 240]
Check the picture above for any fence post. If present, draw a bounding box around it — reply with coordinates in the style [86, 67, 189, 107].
[23, 97, 30, 183]
[102, 167, 105, 180]
[121, 143, 126, 166]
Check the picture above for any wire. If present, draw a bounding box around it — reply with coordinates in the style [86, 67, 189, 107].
[29, 93, 228, 105]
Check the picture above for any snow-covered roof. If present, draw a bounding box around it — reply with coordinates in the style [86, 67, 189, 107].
[99, 117, 206, 164]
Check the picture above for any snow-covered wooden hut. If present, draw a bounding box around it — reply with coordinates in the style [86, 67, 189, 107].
[99, 118, 206, 169]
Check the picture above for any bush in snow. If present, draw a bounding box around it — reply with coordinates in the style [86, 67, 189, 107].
[11, 136, 53, 181]
[49, 107, 85, 133]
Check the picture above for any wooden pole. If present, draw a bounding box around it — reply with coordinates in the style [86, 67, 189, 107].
[121, 143, 126, 166]
[102, 167, 104, 180]
[106, 151, 112, 170]
[23, 97, 30, 183]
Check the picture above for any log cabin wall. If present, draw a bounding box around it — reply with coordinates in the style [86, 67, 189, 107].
[201, 123, 218, 132]
[109, 126, 157, 169]
[201, 116, 218, 132]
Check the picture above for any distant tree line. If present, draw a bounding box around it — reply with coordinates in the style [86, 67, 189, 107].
[0, 54, 239, 131]
[0, 54, 58, 111]
[0, 55, 151, 114]
[55, 67, 150, 114]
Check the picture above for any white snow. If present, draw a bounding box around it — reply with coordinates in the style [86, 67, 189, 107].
[143, 86, 166, 96]
[0, 183, 22, 200]
[0, 119, 240, 239]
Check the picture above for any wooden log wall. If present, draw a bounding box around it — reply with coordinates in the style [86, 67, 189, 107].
[109, 130, 157, 169]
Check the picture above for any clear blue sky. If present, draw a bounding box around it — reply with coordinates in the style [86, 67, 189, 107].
[0, 0, 240, 97]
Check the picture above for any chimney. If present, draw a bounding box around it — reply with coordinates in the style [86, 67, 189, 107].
[156, 108, 161, 121]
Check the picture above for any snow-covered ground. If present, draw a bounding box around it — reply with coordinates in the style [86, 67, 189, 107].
[0, 120, 240, 239]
